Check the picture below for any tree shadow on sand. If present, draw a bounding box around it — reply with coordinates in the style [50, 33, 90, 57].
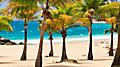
[0, 56, 9, 58]
[12, 59, 35, 61]
[78, 58, 113, 61]
[93, 58, 113, 61]
[44, 65, 89, 67]
[0, 62, 15, 64]
[45, 56, 60, 58]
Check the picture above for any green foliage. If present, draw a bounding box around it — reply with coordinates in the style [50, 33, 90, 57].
[49, 0, 76, 8]
[99, 2, 120, 34]
[0, 16, 13, 31]
[71, 2, 84, 19]
[77, 18, 91, 28]
[12, 0, 37, 6]
[40, 6, 77, 34]
[83, 0, 104, 11]
[3, 0, 40, 20]
[99, 2, 120, 18]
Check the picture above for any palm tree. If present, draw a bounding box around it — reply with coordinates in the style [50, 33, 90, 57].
[104, 17, 117, 56]
[98, 2, 120, 67]
[59, 14, 74, 62]
[74, 0, 105, 60]
[35, 0, 77, 67]
[48, 31, 53, 56]
[77, 18, 93, 60]
[41, 18, 58, 57]
[3, 0, 39, 60]
[35, 0, 51, 67]
[112, 8, 120, 67]
[76, 8, 94, 60]
[99, 2, 119, 56]
[52, 6, 77, 62]
[109, 3, 120, 67]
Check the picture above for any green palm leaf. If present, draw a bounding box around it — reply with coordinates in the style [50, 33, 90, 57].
[99, 2, 120, 17]
[0, 16, 13, 31]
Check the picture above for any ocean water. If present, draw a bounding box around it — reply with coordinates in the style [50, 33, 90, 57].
[0, 21, 116, 42]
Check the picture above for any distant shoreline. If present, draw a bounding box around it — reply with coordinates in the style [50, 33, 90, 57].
[11, 34, 118, 45]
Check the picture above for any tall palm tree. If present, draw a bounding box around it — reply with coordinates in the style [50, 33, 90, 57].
[48, 31, 53, 56]
[77, 18, 93, 60]
[76, 8, 94, 60]
[99, 2, 120, 67]
[109, 3, 120, 67]
[51, 6, 76, 62]
[104, 17, 117, 56]
[59, 14, 75, 62]
[3, 0, 39, 60]
[112, 9, 120, 67]
[40, 18, 58, 57]
[74, 0, 104, 60]
[35, 0, 51, 67]
[35, 0, 77, 67]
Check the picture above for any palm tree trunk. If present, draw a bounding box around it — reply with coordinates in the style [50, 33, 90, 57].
[88, 27, 93, 60]
[61, 29, 68, 62]
[35, 21, 46, 67]
[109, 24, 114, 56]
[49, 32, 53, 57]
[35, 0, 49, 66]
[111, 7, 120, 67]
[111, 24, 120, 66]
[20, 18, 27, 60]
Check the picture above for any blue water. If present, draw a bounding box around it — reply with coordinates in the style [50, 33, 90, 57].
[0, 21, 112, 40]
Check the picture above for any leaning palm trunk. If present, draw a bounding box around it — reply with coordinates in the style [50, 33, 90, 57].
[20, 18, 27, 60]
[49, 32, 53, 57]
[109, 24, 114, 56]
[111, 9, 120, 67]
[35, 0, 49, 67]
[35, 20, 46, 67]
[88, 27, 93, 60]
[61, 29, 68, 62]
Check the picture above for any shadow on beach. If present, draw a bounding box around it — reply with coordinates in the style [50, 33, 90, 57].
[0, 56, 9, 58]
[77, 58, 113, 61]
[44, 56, 60, 58]
[44, 65, 89, 67]
[0, 62, 15, 64]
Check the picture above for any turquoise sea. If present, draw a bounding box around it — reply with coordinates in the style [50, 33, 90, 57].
[0, 21, 117, 42]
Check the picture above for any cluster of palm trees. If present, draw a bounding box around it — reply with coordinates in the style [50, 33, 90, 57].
[0, 0, 120, 67]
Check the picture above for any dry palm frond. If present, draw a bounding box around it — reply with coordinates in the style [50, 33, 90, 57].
[105, 17, 117, 25]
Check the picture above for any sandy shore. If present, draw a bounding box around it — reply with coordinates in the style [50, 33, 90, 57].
[0, 38, 117, 67]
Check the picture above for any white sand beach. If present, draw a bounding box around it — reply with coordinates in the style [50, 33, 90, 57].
[0, 37, 118, 67]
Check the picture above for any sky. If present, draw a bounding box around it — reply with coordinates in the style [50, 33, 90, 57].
[0, 0, 8, 8]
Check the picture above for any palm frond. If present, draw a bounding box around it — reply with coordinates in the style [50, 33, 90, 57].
[0, 16, 13, 31]
[105, 17, 117, 25]
[49, 0, 76, 8]
[76, 18, 91, 28]
[99, 2, 120, 17]
[2, 0, 40, 20]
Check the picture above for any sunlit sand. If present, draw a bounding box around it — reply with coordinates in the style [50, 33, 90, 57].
[0, 37, 117, 67]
